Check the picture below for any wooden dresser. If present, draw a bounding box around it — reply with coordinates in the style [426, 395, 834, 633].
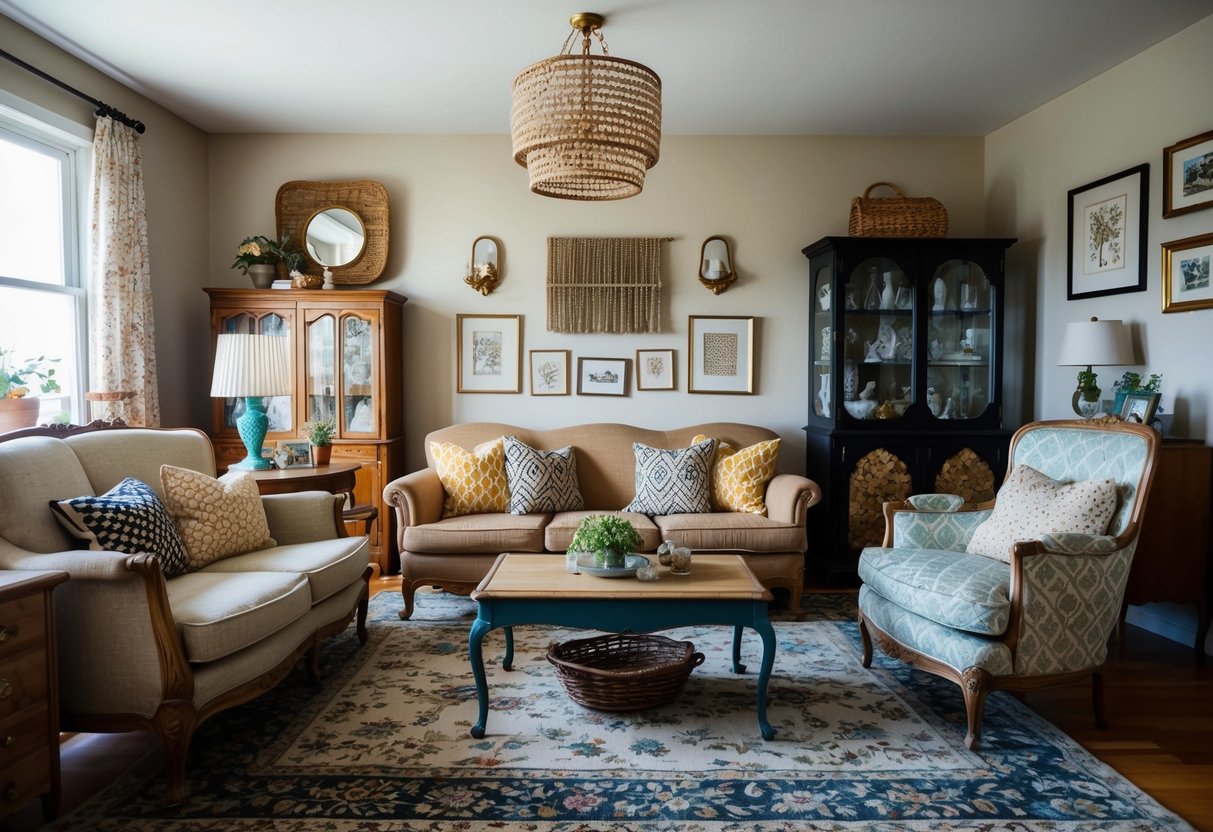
[0, 570, 68, 822]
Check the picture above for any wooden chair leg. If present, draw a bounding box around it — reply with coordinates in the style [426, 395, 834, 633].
[399, 580, 417, 620]
[151, 702, 198, 806]
[961, 667, 993, 750]
[1093, 670, 1109, 729]
[858, 612, 874, 668]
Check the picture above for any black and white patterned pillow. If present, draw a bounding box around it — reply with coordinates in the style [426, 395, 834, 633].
[503, 436, 585, 514]
[623, 438, 716, 515]
[50, 478, 191, 578]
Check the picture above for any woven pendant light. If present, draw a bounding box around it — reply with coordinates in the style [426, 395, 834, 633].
[511, 12, 662, 201]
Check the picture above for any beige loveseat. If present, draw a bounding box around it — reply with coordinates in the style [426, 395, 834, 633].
[384, 422, 821, 618]
[0, 423, 372, 804]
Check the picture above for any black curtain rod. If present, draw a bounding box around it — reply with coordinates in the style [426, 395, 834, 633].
[0, 46, 145, 134]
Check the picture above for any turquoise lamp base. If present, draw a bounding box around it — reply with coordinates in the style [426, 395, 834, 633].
[231, 396, 274, 470]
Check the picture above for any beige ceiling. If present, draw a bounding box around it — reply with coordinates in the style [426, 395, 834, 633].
[2, 0, 1210, 136]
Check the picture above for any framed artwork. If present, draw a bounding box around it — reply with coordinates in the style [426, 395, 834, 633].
[1163, 128, 1213, 218]
[688, 315, 754, 394]
[1161, 232, 1213, 313]
[274, 440, 312, 469]
[456, 314, 521, 393]
[577, 357, 630, 396]
[1067, 163, 1149, 300]
[529, 349, 570, 395]
[635, 348, 675, 391]
[1119, 392, 1160, 425]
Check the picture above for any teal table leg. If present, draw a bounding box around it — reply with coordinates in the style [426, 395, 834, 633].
[731, 624, 746, 673]
[754, 620, 777, 740]
[503, 626, 515, 671]
[468, 617, 492, 738]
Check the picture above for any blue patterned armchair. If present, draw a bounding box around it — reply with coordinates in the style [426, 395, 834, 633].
[857, 419, 1159, 749]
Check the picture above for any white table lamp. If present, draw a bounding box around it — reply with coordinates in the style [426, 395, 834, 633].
[1056, 317, 1134, 417]
[210, 334, 292, 469]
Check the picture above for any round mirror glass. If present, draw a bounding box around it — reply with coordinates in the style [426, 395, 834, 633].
[305, 207, 366, 268]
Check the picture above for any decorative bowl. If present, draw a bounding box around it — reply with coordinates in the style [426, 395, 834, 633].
[843, 400, 877, 419]
[575, 553, 651, 578]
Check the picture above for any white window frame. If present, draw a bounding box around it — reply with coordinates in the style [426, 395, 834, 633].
[0, 91, 92, 423]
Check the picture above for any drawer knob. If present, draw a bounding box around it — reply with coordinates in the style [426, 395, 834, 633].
[0, 680, 9, 700]
[0, 624, 18, 643]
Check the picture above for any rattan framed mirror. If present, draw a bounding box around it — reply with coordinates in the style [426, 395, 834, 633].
[275, 179, 389, 284]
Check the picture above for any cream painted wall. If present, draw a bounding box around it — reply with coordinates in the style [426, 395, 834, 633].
[985, 13, 1213, 653]
[0, 17, 210, 428]
[207, 134, 985, 474]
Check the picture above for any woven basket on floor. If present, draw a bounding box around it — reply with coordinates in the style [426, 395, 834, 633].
[848, 181, 948, 237]
[546, 633, 705, 712]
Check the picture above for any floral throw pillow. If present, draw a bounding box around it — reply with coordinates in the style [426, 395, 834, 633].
[503, 436, 585, 515]
[160, 465, 276, 570]
[692, 433, 780, 515]
[430, 437, 510, 517]
[965, 464, 1118, 563]
[623, 439, 715, 516]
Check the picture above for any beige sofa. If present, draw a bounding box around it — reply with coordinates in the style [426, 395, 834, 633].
[384, 422, 821, 618]
[0, 423, 372, 804]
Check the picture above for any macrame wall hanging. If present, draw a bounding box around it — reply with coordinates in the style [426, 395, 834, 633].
[547, 237, 669, 333]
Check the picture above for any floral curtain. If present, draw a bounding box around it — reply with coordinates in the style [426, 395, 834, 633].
[89, 116, 160, 426]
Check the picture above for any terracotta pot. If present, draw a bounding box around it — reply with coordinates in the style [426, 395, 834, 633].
[0, 397, 41, 433]
[311, 444, 332, 465]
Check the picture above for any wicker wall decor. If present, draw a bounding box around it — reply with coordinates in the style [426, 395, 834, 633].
[848, 448, 913, 549]
[547, 237, 668, 333]
[848, 182, 948, 238]
[934, 448, 996, 504]
[275, 180, 389, 285]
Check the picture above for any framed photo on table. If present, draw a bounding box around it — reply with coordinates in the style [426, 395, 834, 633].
[688, 315, 754, 394]
[635, 348, 675, 391]
[274, 440, 312, 469]
[529, 349, 570, 396]
[577, 357, 630, 396]
[456, 314, 521, 393]
[1163, 128, 1213, 218]
[1067, 163, 1149, 300]
[1161, 232, 1213, 313]
[1119, 392, 1160, 425]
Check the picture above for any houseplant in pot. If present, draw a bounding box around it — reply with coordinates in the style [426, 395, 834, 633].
[232, 234, 306, 288]
[303, 417, 335, 465]
[569, 514, 644, 569]
[0, 348, 60, 432]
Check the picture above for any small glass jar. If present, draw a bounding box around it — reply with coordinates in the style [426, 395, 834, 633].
[670, 547, 692, 575]
[636, 564, 659, 582]
[565, 551, 581, 574]
[657, 539, 675, 567]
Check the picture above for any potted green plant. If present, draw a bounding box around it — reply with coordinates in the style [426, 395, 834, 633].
[0, 348, 61, 432]
[569, 514, 644, 569]
[303, 418, 335, 465]
[1112, 371, 1162, 415]
[232, 234, 306, 288]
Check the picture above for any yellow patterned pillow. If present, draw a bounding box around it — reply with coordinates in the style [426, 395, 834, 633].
[692, 434, 781, 515]
[159, 465, 276, 570]
[430, 437, 510, 517]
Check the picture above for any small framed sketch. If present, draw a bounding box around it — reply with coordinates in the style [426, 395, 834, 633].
[577, 357, 630, 396]
[274, 440, 312, 469]
[635, 348, 675, 391]
[1119, 392, 1160, 425]
[456, 314, 521, 393]
[1067, 163, 1149, 300]
[1163, 128, 1213, 218]
[1161, 232, 1213, 313]
[688, 315, 754, 394]
[529, 349, 570, 395]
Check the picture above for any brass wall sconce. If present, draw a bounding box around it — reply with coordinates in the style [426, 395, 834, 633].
[699, 236, 736, 294]
[464, 236, 501, 296]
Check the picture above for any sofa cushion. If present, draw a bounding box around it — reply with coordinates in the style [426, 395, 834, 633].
[966, 464, 1118, 563]
[623, 439, 715, 515]
[50, 477, 190, 577]
[503, 436, 585, 515]
[166, 570, 311, 663]
[692, 433, 780, 515]
[0, 436, 93, 553]
[199, 536, 369, 603]
[858, 547, 1012, 636]
[653, 512, 806, 553]
[431, 437, 510, 517]
[546, 511, 661, 553]
[404, 512, 549, 554]
[160, 465, 276, 570]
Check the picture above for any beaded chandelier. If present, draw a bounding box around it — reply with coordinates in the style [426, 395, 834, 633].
[511, 12, 662, 201]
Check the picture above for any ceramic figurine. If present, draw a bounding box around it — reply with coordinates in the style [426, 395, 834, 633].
[880, 272, 895, 310]
[864, 267, 880, 310]
[821, 325, 832, 360]
[932, 276, 947, 311]
[844, 287, 858, 310]
[817, 373, 831, 416]
[927, 386, 943, 418]
[843, 360, 858, 401]
[858, 380, 877, 400]
[818, 283, 831, 311]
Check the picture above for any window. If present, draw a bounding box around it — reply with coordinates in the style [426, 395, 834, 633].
[0, 97, 90, 425]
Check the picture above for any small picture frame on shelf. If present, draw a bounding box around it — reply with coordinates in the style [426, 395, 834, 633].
[274, 440, 313, 469]
[1119, 392, 1160, 425]
[529, 349, 570, 396]
[635, 349, 675, 391]
[577, 357, 630, 396]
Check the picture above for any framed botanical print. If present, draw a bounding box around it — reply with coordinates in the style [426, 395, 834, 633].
[456, 314, 521, 393]
[1067, 163, 1149, 300]
[635, 348, 675, 391]
[529, 349, 570, 395]
[1163, 128, 1213, 218]
[1162, 232, 1213, 313]
[577, 357, 630, 396]
[688, 315, 754, 394]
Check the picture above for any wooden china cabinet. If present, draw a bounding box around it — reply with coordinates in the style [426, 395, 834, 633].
[801, 236, 1016, 583]
[205, 287, 406, 574]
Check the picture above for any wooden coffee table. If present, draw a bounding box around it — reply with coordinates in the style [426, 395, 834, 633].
[468, 553, 778, 740]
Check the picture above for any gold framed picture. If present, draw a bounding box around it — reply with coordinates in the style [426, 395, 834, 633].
[688, 316, 754, 394]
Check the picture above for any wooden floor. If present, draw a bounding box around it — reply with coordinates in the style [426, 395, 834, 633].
[4, 579, 1211, 831]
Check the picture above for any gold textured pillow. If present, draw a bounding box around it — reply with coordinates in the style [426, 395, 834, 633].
[160, 465, 276, 570]
[692, 434, 781, 515]
[430, 437, 510, 517]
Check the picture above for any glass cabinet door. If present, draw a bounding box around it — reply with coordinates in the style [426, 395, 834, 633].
[219, 311, 292, 432]
[812, 262, 833, 418]
[341, 314, 375, 435]
[306, 314, 336, 426]
[840, 257, 915, 421]
[926, 259, 993, 421]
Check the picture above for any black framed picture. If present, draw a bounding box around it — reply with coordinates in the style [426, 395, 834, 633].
[1067, 163, 1149, 300]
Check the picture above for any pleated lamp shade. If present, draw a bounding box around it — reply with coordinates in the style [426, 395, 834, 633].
[210, 334, 292, 398]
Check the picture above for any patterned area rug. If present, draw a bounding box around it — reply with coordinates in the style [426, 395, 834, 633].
[49, 589, 1193, 831]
